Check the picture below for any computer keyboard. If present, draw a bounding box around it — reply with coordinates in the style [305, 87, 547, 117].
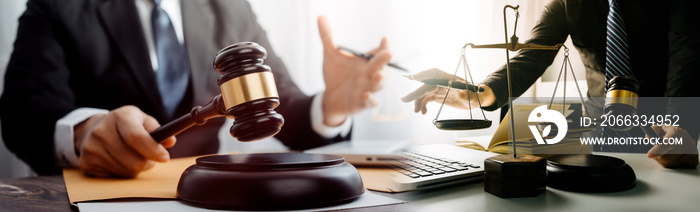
[362, 144, 495, 192]
[393, 151, 481, 179]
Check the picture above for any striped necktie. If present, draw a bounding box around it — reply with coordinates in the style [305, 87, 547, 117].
[605, 0, 631, 82]
[601, 0, 634, 152]
[151, 0, 190, 119]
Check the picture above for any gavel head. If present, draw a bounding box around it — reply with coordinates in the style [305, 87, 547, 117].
[213, 42, 284, 142]
[604, 75, 640, 131]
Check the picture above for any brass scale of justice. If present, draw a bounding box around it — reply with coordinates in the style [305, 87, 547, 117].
[431, 5, 589, 156]
[434, 5, 639, 197]
[436, 5, 642, 197]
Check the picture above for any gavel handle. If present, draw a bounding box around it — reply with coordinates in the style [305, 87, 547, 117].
[150, 95, 227, 142]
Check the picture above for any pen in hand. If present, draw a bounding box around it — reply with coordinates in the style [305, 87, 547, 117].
[338, 46, 409, 72]
[402, 74, 485, 93]
[338, 46, 484, 93]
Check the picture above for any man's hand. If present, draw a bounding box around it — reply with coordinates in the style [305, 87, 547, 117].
[400, 68, 496, 114]
[317, 15, 392, 127]
[647, 125, 699, 168]
[74, 106, 176, 178]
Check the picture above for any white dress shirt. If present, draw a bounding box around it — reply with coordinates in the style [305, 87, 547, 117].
[53, 0, 350, 167]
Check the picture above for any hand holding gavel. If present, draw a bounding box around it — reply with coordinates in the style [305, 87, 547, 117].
[605, 76, 697, 168]
[74, 42, 284, 178]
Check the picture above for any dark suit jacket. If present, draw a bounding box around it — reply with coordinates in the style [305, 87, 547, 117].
[0, 0, 347, 175]
[480, 0, 700, 137]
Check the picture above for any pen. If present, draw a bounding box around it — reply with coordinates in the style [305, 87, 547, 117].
[402, 75, 485, 93]
[338, 46, 410, 72]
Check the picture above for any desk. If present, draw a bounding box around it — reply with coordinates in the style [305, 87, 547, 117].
[1, 153, 698, 211]
[401, 153, 700, 211]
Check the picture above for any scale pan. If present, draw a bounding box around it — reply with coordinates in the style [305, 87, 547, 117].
[434, 119, 492, 130]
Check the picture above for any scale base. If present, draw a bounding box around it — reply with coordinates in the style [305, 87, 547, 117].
[484, 154, 546, 198]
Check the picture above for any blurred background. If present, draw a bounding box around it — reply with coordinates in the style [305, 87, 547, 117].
[0, 0, 585, 178]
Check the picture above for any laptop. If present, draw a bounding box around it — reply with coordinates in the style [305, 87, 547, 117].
[304, 139, 409, 166]
[305, 140, 498, 192]
[304, 107, 537, 192]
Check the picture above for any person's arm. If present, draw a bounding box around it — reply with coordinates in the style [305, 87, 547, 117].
[664, 0, 700, 139]
[55, 108, 176, 177]
[229, 1, 350, 150]
[54, 108, 109, 167]
[310, 93, 352, 139]
[0, 0, 78, 175]
[0, 0, 176, 177]
[225, 2, 390, 150]
[400, 68, 496, 114]
[400, 0, 570, 114]
[480, 0, 570, 111]
[647, 125, 698, 168]
[72, 105, 175, 178]
[646, 0, 700, 169]
[316, 16, 390, 128]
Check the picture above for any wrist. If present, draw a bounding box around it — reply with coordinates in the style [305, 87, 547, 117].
[324, 113, 348, 127]
[478, 84, 496, 108]
[322, 92, 348, 127]
[74, 114, 105, 155]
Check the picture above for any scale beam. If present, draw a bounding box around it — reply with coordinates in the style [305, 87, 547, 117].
[463, 42, 564, 51]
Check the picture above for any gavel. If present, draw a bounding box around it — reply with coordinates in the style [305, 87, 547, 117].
[604, 75, 657, 137]
[149, 42, 284, 142]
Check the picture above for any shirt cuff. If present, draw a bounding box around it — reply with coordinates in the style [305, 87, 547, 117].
[54, 108, 109, 167]
[311, 93, 352, 139]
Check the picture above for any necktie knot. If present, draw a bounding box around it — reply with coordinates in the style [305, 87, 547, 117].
[151, 0, 162, 6]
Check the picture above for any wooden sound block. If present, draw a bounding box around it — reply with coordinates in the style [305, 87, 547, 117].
[177, 153, 364, 209]
[546, 154, 636, 192]
[484, 154, 546, 198]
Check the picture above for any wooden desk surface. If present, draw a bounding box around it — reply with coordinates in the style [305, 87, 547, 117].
[0, 175, 75, 212]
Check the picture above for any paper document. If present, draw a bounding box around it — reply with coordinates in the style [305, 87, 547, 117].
[64, 155, 405, 210]
[63, 156, 198, 203]
[77, 190, 404, 212]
